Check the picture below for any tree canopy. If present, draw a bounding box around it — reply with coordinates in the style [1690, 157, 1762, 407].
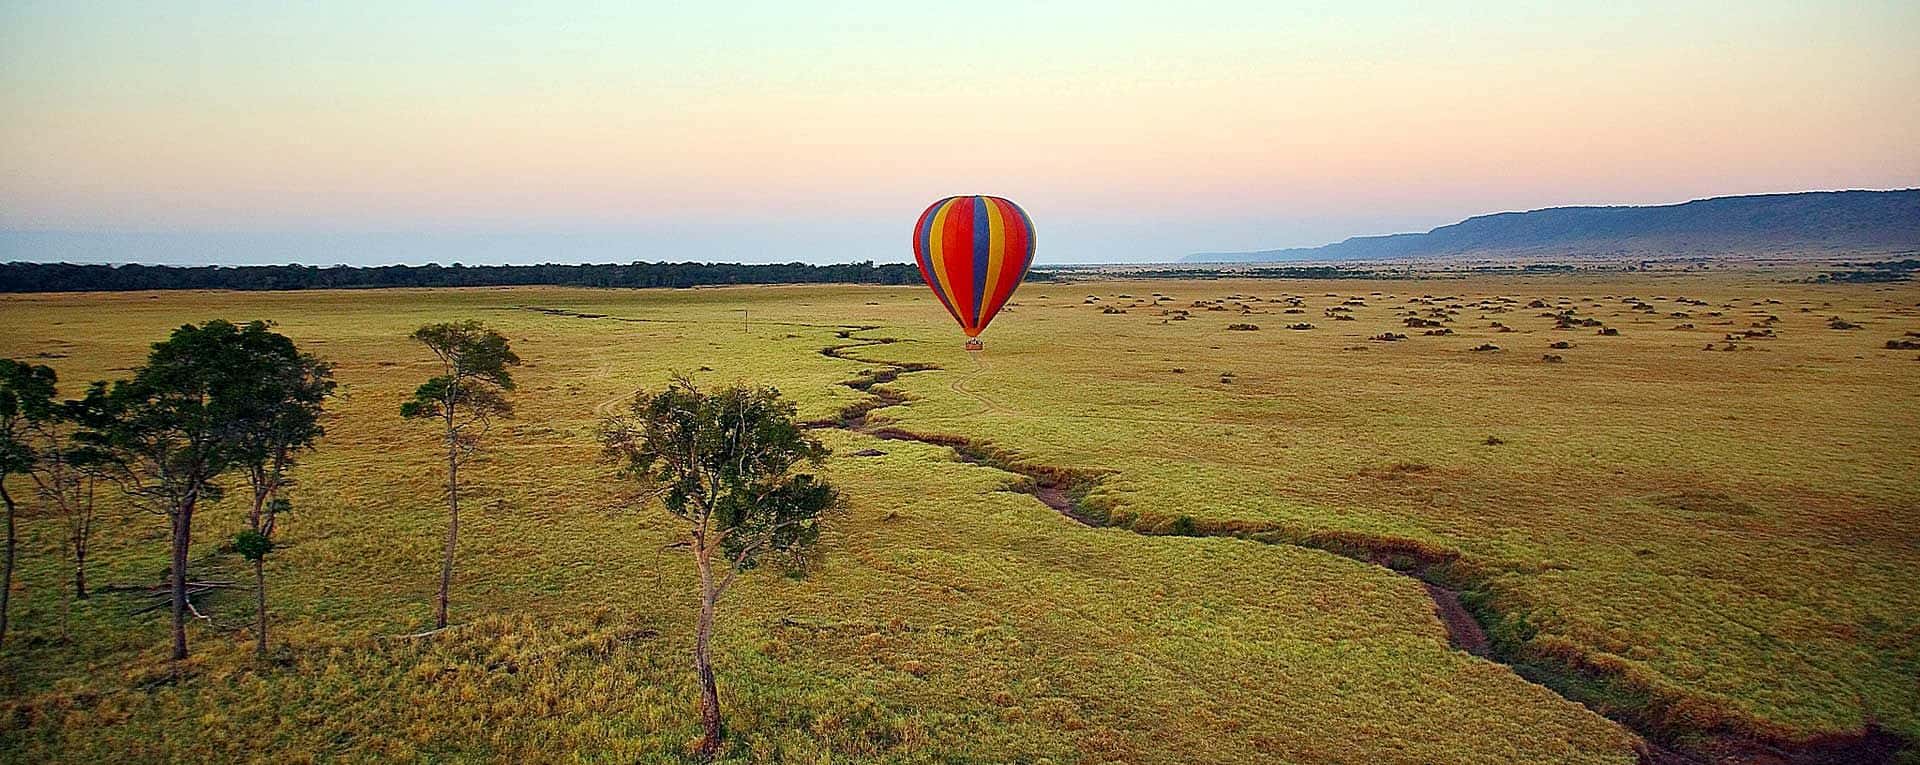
[601, 376, 839, 759]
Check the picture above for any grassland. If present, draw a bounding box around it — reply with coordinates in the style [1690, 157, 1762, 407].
[0, 270, 1914, 763]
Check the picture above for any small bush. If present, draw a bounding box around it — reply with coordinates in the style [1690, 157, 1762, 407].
[1597, 328, 1619, 336]
[1226, 323, 1259, 331]
[1542, 353, 1564, 362]
[232, 529, 275, 562]
[1372, 332, 1407, 342]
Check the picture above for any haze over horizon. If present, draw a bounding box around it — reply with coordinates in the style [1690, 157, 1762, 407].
[4, 1, 1917, 266]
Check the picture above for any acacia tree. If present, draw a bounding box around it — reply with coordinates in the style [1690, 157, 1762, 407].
[401, 321, 518, 630]
[225, 329, 334, 657]
[31, 383, 114, 602]
[0, 359, 59, 647]
[82, 321, 281, 660]
[600, 376, 839, 759]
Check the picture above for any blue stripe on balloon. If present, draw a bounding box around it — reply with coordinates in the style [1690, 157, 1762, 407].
[915, 200, 935, 274]
[1008, 198, 1036, 277]
[971, 196, 989, 323]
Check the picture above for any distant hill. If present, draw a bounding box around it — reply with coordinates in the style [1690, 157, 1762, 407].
[1185, 189, 1920, 263]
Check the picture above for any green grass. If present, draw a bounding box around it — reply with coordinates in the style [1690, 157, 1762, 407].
[1, 273, 1913, 762]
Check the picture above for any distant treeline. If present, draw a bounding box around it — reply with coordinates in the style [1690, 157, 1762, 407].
[1107, 263, 1587, 280]
[0, 260, 995, 293]
[1110, 266, 1410, 280]
[1814, 258, 1919, 283]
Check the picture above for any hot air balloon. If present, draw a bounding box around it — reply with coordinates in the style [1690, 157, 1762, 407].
[911, 195, 1036, 352]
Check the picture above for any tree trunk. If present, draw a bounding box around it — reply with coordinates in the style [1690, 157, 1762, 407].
[1, 484, 16, 648]
[169, 496, 195, 662]
[250, 487, 269, 658]
[436, 426, 459, 630]
[693, 541, 724, 759]
[72, 478, 94, 600]
[253, 558, 268, 657]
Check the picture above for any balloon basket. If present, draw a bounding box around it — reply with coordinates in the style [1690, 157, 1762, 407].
[963, 338, 984, 352]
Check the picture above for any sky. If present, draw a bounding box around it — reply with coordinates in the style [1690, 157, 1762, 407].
[2, 1, 1916, 266]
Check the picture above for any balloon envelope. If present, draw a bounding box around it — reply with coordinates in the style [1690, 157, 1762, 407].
[911, 195, 1036, 339]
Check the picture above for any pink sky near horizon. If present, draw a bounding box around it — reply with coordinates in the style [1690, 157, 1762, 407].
[2, 2, 1915, 263]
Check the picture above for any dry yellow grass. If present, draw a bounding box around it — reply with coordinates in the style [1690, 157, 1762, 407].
[1, 269, 1914, 762]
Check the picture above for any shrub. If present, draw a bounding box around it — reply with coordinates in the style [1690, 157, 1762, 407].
[1226, 323, 1259, 331]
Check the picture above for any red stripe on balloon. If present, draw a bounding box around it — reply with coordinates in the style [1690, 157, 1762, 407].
[941, 200, 979, 333]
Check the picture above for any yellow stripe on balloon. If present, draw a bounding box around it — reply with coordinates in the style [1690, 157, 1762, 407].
[927, 197, 963, 318]
[980, 197, 1006, 328]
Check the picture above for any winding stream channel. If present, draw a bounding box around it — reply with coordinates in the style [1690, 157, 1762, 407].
[812, 329, 1905, 765]
[517, 305, 1906, 765]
